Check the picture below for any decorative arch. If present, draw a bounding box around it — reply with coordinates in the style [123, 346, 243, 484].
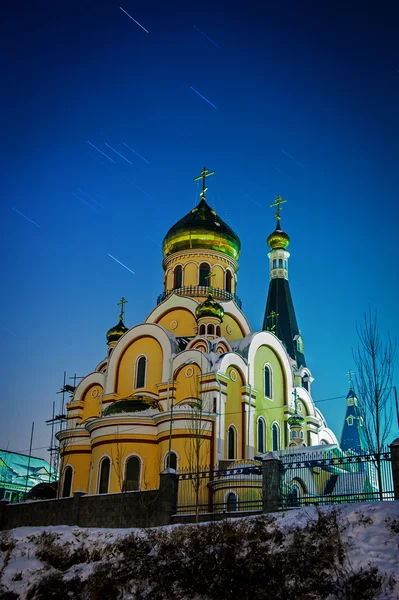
[134, 355, 147, 389]
[216, 342, 229, 354]
[124, 454, 142, 491]
[98, 455, 111, 494]
[225, 490, 238, 511]
[227, 424, 238, 459]
[271, 422, 280, 451]
[199, 262, 211, 286]
[73, 372, 106, 403]
[257, 416, 266, 453]
[225, 269, 233, 293]
[247, 331, 294, 390]
[164, 450, 178, 471]
[61, 465, 73, 497]
[173, 265, 183, 289]
[207, 323, 215, 336]
[199, 324, 206, 336]
[264, 363, 273, 399]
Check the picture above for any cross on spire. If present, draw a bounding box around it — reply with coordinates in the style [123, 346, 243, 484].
[118, 297, 128, 321]
[292, 388, 299, 413]
[193, 167, 215, 201]
[267, 310, 279, 333]
[346, 369, 354, 387]
[270, 195, 287, 222]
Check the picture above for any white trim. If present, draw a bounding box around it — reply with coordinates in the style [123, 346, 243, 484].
[163, 449, 179, 470]
[246, 331, 293, 388]
[61, 464, 74, 497]
[134, 354, 148, 389]
[214, 353, 248, 380]
[97, 454, 112, 494]
[73, 372, 106, 402]
[123, 453, 143, 490]
[271, 421, 281, 451]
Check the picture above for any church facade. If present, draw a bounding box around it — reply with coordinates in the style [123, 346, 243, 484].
[57, 169, 338, 497]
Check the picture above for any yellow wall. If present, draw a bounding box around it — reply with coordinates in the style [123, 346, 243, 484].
[224, 366, 245, 459]
[81, 385, 102, 421]
[156, 307, 197, 337]
[164, 251, 238, 293]
[222, 314, 246, 340]
[61, 450, 91, 494]
[116, 336, 163, 397]
[174, 363, 201, 404]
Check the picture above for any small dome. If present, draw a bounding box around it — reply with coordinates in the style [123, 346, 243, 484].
[106, 318, 128, 343]
[267, 224, 290, 250]
[288, 414, 305, 428]
[195, 293, 224, 321]
[163, 198, 241, 260]
[103, 395, 159, 416]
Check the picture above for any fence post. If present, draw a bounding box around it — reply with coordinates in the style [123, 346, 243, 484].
[158, 469, 179, 526]
[0, 499, 9, 530]
[389, 438, 399, 501]
[262, 452, 282, 513]
[71, 491, 86, 526]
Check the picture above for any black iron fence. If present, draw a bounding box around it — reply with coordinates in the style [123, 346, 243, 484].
[175, 461, 262, 515]
[280, 449, 394, 507]
[157, 286, 242, 309]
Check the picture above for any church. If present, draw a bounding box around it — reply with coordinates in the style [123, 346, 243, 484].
[57, 168, 338, 497]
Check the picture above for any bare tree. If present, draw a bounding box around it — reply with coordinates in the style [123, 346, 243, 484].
[112, 427, 126, 492]
[353, 308, 396, 499]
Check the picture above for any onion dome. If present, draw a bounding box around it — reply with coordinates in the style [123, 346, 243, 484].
[267, 223, 290, 250]
[163, 198, 241, 260]
[103, 394, 160, 416]
[195, 293, 224, 321]
[287, 414, 305, 428]
[106, 318, 128, 343]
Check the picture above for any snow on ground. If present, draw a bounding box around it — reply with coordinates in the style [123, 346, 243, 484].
[1, 501, 398, 599]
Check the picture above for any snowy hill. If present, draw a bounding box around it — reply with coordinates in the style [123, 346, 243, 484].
[1, 502, 398, 599]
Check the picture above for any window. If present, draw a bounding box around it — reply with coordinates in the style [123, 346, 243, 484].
[284, 260, 287, 270]
[272, 423, 280, 451]
[174, 265, 182, 289]
[199, 263, 210, 286]
[99, 457, 110, 494]
[292, 430, 297, 438]
[347, 416, 354, 426]
[278, 258, 283, 268]
[135, 356, 146, 388]
[165, 451, 177, 471]
[226, 492, 238, 512]
[272, 259, 277, 269]
[257, 417, 266, 453]
[62, 466, 72, 497]
[124, 456, 141, 491]
[207, 323, 214, 336]
[199, 324, 206, 336]
[216, 325, 221, 337]
[225, 270, 232, 293]
[228, 426, 236, 459]
[302, 374, 309, 391]
[264, 365, 272, 398]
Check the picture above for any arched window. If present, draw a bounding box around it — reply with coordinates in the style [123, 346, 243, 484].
[216, 325, 221, 337]
[292, 430, 297, 438]
[272, 423, 280, 451]
[257, 417, 266, 453]
[283, 260, 287, 270]
[98, 457, 110, 494]
[135, 356, 146, 389]
[225, 270, 232, 293]
[272, 259, 277, 269]
[199, 263, 210, 287]
[278, 258, 283, 268]
[264, 365, 272, 398]
[207, 323, 215, 336]
[226, 492, 238, 512]
[174, 265, 182, 289]
[302, 374, 309, 391]
[199, 324, 206, 336]
[165, 451, 177, 471]
[124, 456, 141, 491]
[228, 426, 236, 459]
[62, 466, 72, 497]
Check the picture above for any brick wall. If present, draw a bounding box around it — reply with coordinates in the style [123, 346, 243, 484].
[0, 471, 178, 530]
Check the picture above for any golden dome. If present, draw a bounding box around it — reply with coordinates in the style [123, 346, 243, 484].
[163, 198, 241, 260]
[267, 223, 290, 250]
[106, 318, 128, 343]
[195, 293, 224, 321]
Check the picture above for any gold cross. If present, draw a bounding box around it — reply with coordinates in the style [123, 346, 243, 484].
[270, 195, 287, 221]
[205, 271, 216, 293]
[117, 297, 128, 320]
[292, 388, 299, 413]
[267, 310, 279, 332]
[193, 167, 215, 201]
[346, 370, 354, 385]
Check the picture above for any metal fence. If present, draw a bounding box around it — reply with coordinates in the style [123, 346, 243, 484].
[280, 449, 394, 508]
[175, 461, 262, 515]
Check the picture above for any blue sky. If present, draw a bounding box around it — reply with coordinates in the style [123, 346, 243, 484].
[2, 0, 398, 459]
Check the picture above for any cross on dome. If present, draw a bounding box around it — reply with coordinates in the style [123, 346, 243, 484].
[270, 195, 287, 222]
[193, 167, 215, 200]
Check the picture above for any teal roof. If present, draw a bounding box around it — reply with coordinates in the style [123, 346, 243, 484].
[0, 449, 57, 492]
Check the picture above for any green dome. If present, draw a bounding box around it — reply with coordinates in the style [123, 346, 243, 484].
[195, 293, 224, 321]
[163, 198, 241, 260]
[106, 318, 128, 343]
[103, 395, 159, 416]
[287, 414, 305, 428]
